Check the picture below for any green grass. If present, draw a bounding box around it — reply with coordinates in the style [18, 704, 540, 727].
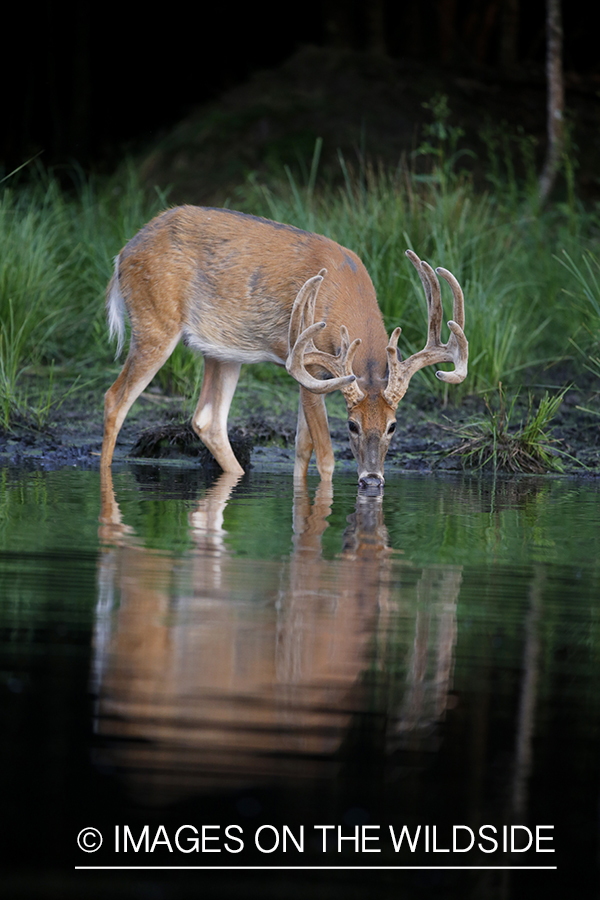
[0, 167, 168, 427]
[1, 117, 598, 432]
[558, 249, 600, 381]
[446, 383, 570, 474]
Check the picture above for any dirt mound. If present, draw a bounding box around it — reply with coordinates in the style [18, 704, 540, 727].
[137, 46, 600, 205]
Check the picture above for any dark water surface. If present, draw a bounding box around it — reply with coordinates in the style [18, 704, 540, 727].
[1, 463, 599, 899]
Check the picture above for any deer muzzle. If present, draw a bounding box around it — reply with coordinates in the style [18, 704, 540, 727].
[358, 472, 385, 492]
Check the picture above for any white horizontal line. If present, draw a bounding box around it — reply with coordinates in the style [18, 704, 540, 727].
[75, 866, 558, 871]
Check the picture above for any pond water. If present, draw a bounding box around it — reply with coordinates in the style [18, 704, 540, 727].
[1, 462, 599, 899]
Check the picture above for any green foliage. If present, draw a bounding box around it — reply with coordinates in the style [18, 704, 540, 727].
[558, 249, 600, 381]
[0, 179, 66, 425]
[414, 92, 476, 193]
[241, 123, 588, 399]
[1, 99, 598, 430]
[0, 167, 167, 427]
[447, 383, 570, 474]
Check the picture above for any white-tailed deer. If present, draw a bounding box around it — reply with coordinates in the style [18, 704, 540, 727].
[101, 206, 468, 486]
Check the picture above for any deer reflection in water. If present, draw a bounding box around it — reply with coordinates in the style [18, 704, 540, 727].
[95, 471, 462, 800]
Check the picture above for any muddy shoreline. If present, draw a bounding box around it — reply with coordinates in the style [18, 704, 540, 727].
[1, 377, 598, 478]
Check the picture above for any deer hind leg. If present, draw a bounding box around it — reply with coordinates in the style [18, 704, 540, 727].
[294, 387, 335, 481]
[101, 333, 181, 470]
[192, 357, 244, 476]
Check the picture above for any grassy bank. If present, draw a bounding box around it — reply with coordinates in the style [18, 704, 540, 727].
[1, 130, 599, 434]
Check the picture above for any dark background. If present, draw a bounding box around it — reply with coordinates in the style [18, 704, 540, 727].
[1, 1, 597, 175]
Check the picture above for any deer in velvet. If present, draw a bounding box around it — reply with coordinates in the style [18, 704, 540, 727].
[101, 206, 468, 487]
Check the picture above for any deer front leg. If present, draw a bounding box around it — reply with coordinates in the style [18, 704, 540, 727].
[192, 358, 244, 476]
[294, 387, 335, 481]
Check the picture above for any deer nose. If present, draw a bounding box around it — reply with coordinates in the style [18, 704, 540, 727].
[358, 473, 384, 492]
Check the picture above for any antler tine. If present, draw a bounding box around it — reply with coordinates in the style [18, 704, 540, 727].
[406, 249, 432, 303]
[420, 261, 445, 348]
[288, 269, 325, 349]
[385, 326, 402, 365]
[434, 265, 467, 383]
[435, 319, 468, 383]
[338, 326, 365, 406]
[286, 271, 363, 397]
[436, 266, 465, 330]
[406, 251, 444, 348]
[306, 267, 324, 327]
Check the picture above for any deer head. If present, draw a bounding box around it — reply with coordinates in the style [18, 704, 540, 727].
[286, 250, 468, 489]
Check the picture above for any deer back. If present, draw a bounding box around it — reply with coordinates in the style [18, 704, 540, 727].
[115, 206, 389, 377]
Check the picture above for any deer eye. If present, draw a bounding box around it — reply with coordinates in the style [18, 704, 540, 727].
[387, 421, 396, 435]
[348, 420, 360, 435]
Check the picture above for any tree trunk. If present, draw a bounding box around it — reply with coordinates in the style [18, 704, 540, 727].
[538, 0, 564, 204]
